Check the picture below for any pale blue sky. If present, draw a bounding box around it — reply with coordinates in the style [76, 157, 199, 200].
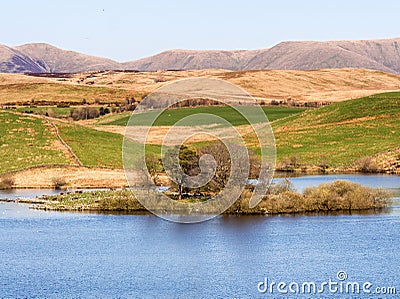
[2, 0, 399, 61]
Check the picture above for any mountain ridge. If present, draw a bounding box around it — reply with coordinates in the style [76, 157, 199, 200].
[1, 37, 400, 74]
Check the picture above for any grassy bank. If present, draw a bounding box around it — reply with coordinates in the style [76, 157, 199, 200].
[31, 180, 391, 214]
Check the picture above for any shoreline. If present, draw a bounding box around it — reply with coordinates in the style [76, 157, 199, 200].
[0, 198, 398, 217]
[0, 167, 398, 190]
[0, 198, 393, 217]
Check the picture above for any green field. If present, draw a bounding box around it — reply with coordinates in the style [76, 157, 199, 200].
[56, 123, 162, 168]
[102, 106, 307, 126]
[272, 92, 400, 166]
[0, 111, 69, 172]
[57, 123, 124, 168]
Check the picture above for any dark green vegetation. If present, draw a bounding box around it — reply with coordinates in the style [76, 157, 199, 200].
[14, 106, 71, 117]
[272, 92, 400, 168]
[34, 180, 391, 214]
[0, 111, 68, 172]
[13, 106, 111, 120]
[162, 145, 200, 200]
[103, 106, 307, 126]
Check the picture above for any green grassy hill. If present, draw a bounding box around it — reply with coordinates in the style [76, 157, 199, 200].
[0, 112, 69, 172]
[1, 92, 399, 175]
[0, 111, 125, 173]
[0, 110, 157, 174]
[272, 92, 400, 167]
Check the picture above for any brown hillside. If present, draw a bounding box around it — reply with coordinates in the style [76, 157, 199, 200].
[1, 37, 400, 74]
[15, 43, 121, 73]
[61, 68, 400, 103]
[0, 68, 400, 104]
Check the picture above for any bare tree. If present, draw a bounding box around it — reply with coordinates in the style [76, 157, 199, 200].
[164, 145, 200, 200]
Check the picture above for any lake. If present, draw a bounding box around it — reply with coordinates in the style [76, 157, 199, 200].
[0, 174, 399, 298]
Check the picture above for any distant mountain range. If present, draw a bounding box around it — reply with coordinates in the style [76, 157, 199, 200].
[1, 38, 400, 74]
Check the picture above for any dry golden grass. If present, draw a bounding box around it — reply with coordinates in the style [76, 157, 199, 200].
[217, 68, 400, 103]
[69, 68, 400, 103]
[99, 124, 254, 145]
[0, 74, 138, 105]
[370, 147, 400, 174]
[1, 68, 400, 104]
[0, 73, 50, 85]
[7, 165, 127, 189]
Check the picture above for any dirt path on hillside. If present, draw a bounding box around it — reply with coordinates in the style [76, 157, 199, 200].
[5, 111, 83, 166]
[44, 119, 83, 166]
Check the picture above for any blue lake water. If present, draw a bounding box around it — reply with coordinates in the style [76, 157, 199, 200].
[0, 175, 399, 298]
[285, 173, 400, 192]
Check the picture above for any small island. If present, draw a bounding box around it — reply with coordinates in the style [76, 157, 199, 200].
[28, 180, 391, 215]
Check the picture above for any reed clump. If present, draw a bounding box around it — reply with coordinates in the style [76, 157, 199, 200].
[228, 180, 391, 214]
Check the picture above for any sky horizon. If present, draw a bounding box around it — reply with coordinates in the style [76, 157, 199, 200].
[1, 0, 400, 62]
